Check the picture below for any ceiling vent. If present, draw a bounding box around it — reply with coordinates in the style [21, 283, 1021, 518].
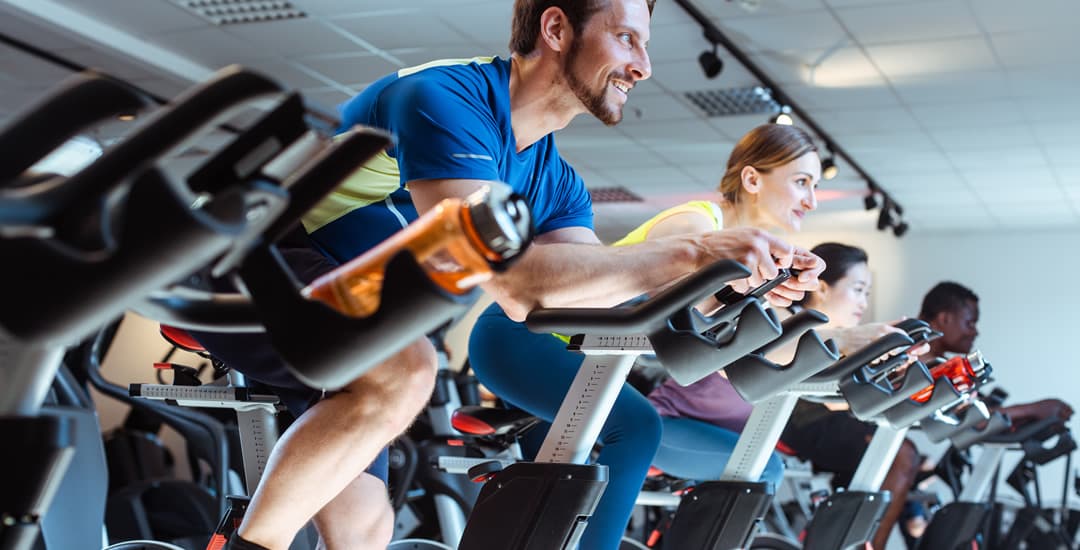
[684, 86, 781, 118]
[589, 186, 644, 203]
[172, 0, 306, 25]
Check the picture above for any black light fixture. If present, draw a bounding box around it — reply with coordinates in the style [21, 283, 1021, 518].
[877, 199, 893, 231]
[893, 221, 909, 237]
[821, 154, 838, 180]
[698, 44, 723, 79]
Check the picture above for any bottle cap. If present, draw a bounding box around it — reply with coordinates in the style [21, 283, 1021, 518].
[464, 182, 533, 265]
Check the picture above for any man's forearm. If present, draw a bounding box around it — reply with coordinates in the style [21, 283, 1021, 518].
[484, 236, 702, 321]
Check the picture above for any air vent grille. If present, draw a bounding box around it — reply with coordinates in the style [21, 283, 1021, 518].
[589, 186, 644, 203]
[684, 86, 781, 118]
[172, 0, 306, 25]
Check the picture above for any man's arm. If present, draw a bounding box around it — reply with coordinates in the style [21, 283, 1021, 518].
[410, 179, 796, 321]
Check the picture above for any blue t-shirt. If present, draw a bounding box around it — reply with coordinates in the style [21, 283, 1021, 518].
[303, 56, 593, 262]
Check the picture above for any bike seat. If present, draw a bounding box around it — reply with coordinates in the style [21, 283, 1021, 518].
[452, 406, 540, 438]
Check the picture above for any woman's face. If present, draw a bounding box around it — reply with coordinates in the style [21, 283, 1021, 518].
[745, 151, 821, 232]
[816, 262, 872, 328]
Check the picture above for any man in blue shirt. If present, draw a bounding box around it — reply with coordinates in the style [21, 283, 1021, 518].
[228, 1, 823, 549]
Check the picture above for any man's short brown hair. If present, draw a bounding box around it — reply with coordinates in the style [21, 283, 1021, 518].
[509, 0, 656, 55]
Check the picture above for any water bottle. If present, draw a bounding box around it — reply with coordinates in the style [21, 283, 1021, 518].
[302, 183, 532, 317]
[910, 350, 989, 403]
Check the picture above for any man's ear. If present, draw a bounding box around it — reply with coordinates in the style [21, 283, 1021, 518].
[740, 165, 762, 196]
[539, 6, 572, 53]
[930, 310, 950, 331]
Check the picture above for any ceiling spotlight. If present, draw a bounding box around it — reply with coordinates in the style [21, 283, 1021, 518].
[877, 200, 893, 231]
[698, 45, 723, 79]
[863, 192, 879, 211]
[893, 221, 909, 237]
[821, 155, 838, 180]
[770, 107, 793, 125]
[117, 112, 136, 121]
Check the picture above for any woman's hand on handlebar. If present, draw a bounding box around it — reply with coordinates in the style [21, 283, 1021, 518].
[820, 322, 907, 357]
[698, 228, 805, 298]
[764, 246, 824, 307]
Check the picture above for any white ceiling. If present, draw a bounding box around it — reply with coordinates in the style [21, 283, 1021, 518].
[1, 0, 1078, 237]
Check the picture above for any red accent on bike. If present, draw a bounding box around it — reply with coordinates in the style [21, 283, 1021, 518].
[471, 472, 497, 483]
[775, 441, 798, 456]
[206, 534, 227, 550]
[647, 466, 664, 477]
[447, 439, 464, 446]
[646, 529, 661, 547]
[451, 411, 495, 435]
[154, 362, 172, 370]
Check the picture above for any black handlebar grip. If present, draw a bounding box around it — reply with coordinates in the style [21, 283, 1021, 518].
[805, 332, 914, 384]
[525, 260, 750, 335]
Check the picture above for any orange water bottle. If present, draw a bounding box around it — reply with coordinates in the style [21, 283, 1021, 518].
[910, 350, 989, 403]
[302, 183, 531, 317]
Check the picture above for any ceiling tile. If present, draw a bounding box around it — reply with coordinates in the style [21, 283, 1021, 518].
[297, 55, 399, 86]
[1006, 65, 1080, 100]
[650, 57, 759, 92]
[977, 186, 1066, 205]
[960, 166, 1058, 190]
[649, 141, 736, 168]
[619, 92, 700, 125]
[0, 11, 87, 51]
[1030, 122, 1080, 148]
[907, 99, 1026, 129]
[239, 59, 343, 90]
[865, 37, 999, 80]
[991, 31, 1078, 70]
[716, 11, 847, 54]
[854, 150, 954, 174]
[947, 148, 1048, 171]
[892, 186, 980, 207]
[48, 48, 163, 81]
[602, 166, 706, 195]
[558, 141, 668, 169]
[648, 22, 712, 64]
[432, 2, 513, 47]
[706, 114, 776, 141]
[890, 70, 1013, 104]
[815, 107, 921, 134]
[748, 47, 885, 88]
[1044, 147, 1080, 170]
[835, 1, 981, 45]
[783, 83, 899, 110]
[224, 19, 367, 57]
[969, 0, 1080, 33]
[629, 119, 725, 146]
[299, 87, 353, 111]
[930, 125, 1035, 151]
[841, 130, 939, 153]
[392, 48, 505, 69]
[699, 0, 826, 18]
[0, 49, 72, 86]
[149, 28, 269, 69]
[60, 0, 205, 36]
[330, 13, 471, 50]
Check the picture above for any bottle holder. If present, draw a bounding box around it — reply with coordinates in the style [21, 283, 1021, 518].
[842, 361, 935, 421]
[883, 375, 964, 429]
[654, 298, 783, 386]
[725, 311, 839, 403]
[0, 168, 247, 344]
[0, 72, 152, 191]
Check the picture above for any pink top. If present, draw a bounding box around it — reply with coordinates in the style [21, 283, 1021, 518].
[647, 373, 754, 432]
